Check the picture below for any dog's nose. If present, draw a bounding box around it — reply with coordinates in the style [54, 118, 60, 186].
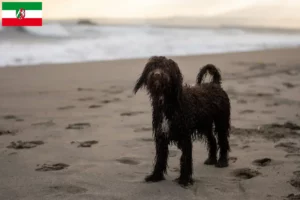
[153, 71, 161, 78]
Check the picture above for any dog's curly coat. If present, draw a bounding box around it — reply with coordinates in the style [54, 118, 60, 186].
[133, 56, 231, 187]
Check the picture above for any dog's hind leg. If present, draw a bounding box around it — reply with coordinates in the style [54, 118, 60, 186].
[175, 137, 194, 187]
[214, 119, 230, 168]
[145, 137, 169, 182]
[203, 126, 217, 165]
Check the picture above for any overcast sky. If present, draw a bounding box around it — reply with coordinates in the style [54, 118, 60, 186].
[43, 0, 266, 19]
[2, 0, 300, 19]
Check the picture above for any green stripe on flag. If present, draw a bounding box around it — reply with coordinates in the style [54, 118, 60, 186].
[16, 10, 20, 18]
[2, 2, 42, 10]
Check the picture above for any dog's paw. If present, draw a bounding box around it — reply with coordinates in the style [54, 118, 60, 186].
[174, 177, 194, 187]
[204, 157, 217, 165]
[144, 173, 165, 182]
[215, 159, 229, 168]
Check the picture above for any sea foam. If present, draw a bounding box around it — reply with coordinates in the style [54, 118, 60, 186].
[1, 23, 300, 67]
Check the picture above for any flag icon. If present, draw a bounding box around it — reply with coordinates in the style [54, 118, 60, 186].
[2, 2, 42, 26]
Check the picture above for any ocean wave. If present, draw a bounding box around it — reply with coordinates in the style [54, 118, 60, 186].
[217, 28, 246, 35]
[0, 23, 70, 38]
[24, 24, 70, 37]
[1, 24, 300, 67]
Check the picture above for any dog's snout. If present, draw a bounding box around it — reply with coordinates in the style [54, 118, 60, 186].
[153, 71, 161, 78]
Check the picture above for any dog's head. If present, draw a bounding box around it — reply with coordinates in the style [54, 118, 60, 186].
[133, 56, 183, 98]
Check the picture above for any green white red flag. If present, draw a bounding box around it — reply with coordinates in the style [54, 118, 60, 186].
[2, 2, 43, 26]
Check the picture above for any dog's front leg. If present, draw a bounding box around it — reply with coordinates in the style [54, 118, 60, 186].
[145, 136, 169, 182]
[175, 137, 194, 187]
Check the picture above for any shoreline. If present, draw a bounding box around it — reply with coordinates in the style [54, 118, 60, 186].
[1, 46, 300, 69]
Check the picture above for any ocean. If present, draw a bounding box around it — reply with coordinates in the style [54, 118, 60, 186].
[1, 22, 300, 67]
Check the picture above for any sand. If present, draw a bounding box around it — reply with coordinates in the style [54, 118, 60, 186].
[0, 47, 300, 200]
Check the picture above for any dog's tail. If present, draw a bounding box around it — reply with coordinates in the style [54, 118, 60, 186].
[196, 64, 222, 85]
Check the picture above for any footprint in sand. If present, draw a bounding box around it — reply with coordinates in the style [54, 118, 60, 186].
[230, 143, 239, 148]
[116, 157, 140, 165]
[100, 98, 121, 104]
[257, 123, 300, 142]
[237, 99, 247, 104]
[127, 95, 134, 98]
[88, 104, 102, 109]
[270, 122, 300, 130]
[66, 123, 91, 130]
[71, 140, 98, 148]
[261, 110, 275, 114]
[290, 175, 300, 190]
[3, 115, 17, 120]
[57, 105, 75, 110]
[276, 117, 286, 120]
[275, 142, 300, 153]
[285, 154, 300, 159]
[3, 115, 23, 122]
[137, 137, 154, 142]
[252, 158, 272, 167]
[283, 82, 296, 88]
[32, 120, 55, 127]
[241, 145, 250, 149]
[248, 62, 276, 71]
[239, 110, 255, 114]
[36, 163, 69, 171]
[231, 168, 261, 180]
[274, 88, 281, 93]
[7, 140, 44, 149]
[266, 102, 280, 107]
[0, 129, 17, 136]
[134, 127, 152, 133]
[102, 86, 124, 95]
[78, 97, 95, 101]
[49, 185, 87, 194]
[229, 157, 238, 164]
[285, 69, 300, 76]
[77, 87, 94, 91]
[256, 93, 273, 97]
[120, 111, 145, 117]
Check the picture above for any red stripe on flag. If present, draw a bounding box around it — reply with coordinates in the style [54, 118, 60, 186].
[2, 18, 42, 26]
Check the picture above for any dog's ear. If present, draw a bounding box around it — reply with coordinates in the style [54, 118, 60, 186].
[168, 58, 183, 87]
[133, 72, 147, 94]
[166, 58, 183, 100]
[133, 56, 160, 94]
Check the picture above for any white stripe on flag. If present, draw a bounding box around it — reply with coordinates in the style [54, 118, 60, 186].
[2, 10, 42, 18]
